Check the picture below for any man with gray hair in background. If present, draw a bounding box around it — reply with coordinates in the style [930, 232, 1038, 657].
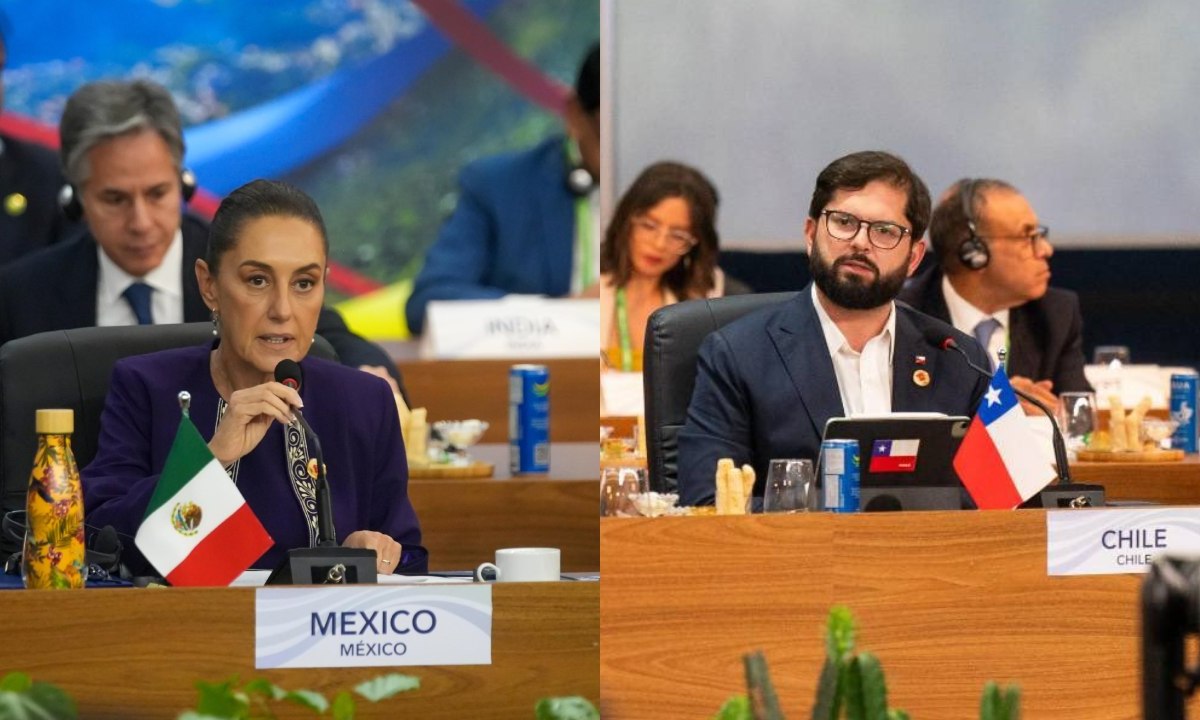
[0, 79, 407, 397]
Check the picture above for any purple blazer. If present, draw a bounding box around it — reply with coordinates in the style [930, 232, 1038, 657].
[82, 343, 427, 576]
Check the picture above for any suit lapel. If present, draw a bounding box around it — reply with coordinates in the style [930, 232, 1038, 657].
[538, 141, 575, 296]
[1005, 305, 1038, 378]
[892, 308, 943, 412]
[65, 236, 101, 328]
[768, 291, 843, 439]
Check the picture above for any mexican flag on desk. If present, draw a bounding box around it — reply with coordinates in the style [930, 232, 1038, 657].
[135, 414, 273, 586]
[953, 366, 1057, 509]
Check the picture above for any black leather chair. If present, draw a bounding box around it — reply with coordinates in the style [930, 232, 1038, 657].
[644, 292, 797, 492]
[0, 323, 338, 555]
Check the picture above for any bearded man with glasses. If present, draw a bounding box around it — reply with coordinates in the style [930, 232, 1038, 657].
[899, 178, 1092, 416]
[678, 151, 990, 506]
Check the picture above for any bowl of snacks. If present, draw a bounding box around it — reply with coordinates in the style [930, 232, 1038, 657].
[430, 419, 489, 465]
[629, 492, 679, 518]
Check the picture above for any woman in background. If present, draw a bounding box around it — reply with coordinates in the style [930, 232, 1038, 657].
[600, 161, 730, 372]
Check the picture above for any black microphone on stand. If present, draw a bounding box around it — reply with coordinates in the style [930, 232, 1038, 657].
[927, 330, 1104, 508]
[265, 360, 377, 584]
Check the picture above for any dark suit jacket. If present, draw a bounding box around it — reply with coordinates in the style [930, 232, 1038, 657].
[677, 289, 991, 506]
[0, 133, 81, 266]
[405, 135, 577, 335]
[897, 267, 1092, 394]
[0, 213, 408, 400]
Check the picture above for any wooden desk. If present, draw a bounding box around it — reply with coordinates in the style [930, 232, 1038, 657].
[600, 512, 1193, 719]
[0, 583, 598, 719]
[1074, 455, 1200, 505]
[397, 358, 598, 443]
[411, 443, 598, 572]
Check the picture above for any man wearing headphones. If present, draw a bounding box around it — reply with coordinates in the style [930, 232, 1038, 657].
[404, 42, 600, 336]
[899, 178, 1091, 412]
[0, 79, 408, 399]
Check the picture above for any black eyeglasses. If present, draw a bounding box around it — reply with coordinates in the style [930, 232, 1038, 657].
[820, 210, 911, 250]
[978, 225, 1051, 253]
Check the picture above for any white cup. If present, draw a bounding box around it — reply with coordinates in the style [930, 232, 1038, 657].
[473, 547, 561, 582]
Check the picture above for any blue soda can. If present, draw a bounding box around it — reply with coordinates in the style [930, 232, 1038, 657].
[821, 439, 860, 513]
[1171, 371, 1199, 453]
[509, 364, 550, 473]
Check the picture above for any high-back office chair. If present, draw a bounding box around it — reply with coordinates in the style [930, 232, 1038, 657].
[0, 323, 338, 555]
[644, 292, 798, 492]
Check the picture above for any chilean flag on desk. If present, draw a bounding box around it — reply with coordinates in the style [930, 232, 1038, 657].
[953, 367, 1057, 509]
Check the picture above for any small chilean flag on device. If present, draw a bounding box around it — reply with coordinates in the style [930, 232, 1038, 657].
[869, 439, 919, 472]
[953, 367, 1056, 509]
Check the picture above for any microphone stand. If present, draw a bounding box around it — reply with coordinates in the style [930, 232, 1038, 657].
[945, 341, 1103, 508]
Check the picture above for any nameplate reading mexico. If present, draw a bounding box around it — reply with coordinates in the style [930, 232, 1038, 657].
[254, 586, 492, 669]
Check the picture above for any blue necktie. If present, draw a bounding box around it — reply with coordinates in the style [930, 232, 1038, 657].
[972, 317, 1001, 371]
[122, 282, 154, 325]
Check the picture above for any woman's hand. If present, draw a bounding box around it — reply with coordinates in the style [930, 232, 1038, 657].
[344, 530, 403, 575]
[208, 381, 302, 465]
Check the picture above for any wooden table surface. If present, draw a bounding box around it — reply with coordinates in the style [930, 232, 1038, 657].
[397, 358, 598, 444]
[410, 442, 598, 572]
[1074, 454, 1200, 505]
[0, 582, 598, 719]
[600, 512, 1194, 719]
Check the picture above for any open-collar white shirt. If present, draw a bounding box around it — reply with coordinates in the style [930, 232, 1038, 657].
[95, 228, 185, 326]
[941, 274, 1008, 369]
[812, 285, 896, 417]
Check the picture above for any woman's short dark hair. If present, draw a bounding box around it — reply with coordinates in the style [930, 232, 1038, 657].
[807, 150, 931, 242]
[600, 161, 720, 299]
[207, 179, 328, 273]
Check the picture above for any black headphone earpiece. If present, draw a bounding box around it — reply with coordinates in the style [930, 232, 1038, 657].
[563, 139, 594, 197]
[59, 167, 198, 222]
[956, 178, 990, 271]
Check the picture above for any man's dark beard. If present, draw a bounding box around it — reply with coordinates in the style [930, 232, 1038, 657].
[809, 243, 910, 310]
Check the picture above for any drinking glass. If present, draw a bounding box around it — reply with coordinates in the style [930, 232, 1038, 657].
[600, 467, 647, 517]
[1058, 391, 1098, 459]
[762, 459, 816, 514]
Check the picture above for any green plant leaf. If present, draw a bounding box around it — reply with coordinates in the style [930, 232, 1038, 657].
[0, 680, 79, 720]
[353, 673, 420, 702]
[855, 652, 889, 720]
[534, 696, 600, 720]
[241, 678, 285, 701]
[844, 656, 867, 720]
[1000, 684, 1021, 720]
[281, 689, 328, 713]
[0, 674, 31, 693]
[825, 606, 856, 662]
[886, 711, 910, 720]
[331, 691, 356, 720]
[710, 695, 751, 720]
[192, 679, 245, 718]
[811, 658, 840, 720]
[743, 652, 784, 720]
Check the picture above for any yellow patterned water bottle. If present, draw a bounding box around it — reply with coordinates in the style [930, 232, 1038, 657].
[22, 409, 86, 589]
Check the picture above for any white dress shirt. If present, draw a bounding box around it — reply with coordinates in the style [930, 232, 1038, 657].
[940, 274, 1009, 369]
[812, 286, 896, 417]
[96, 229, 185, 326]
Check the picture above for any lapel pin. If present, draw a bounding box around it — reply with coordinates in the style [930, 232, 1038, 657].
[4, 193, 27, 217]
[914, 355, 927, 366]
[912, 369, 931, 387]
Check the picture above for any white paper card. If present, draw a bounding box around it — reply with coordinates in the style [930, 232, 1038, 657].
[600, 371, 644, 416]
[255, 585, 492, 668]
[1046, 507, 1200, 576]
[422, 297, 600, 359]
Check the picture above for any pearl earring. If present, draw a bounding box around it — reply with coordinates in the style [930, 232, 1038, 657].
[210, 309, 221, 337]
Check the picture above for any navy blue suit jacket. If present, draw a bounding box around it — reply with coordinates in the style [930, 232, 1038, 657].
[0, 133, 81, 266]
[898, 266, 1092, 393]
[405, 136, 576, 334]
[677, 288, 991, 506]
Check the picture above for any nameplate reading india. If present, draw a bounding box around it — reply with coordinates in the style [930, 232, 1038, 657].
[1047, 507, 1200, 576]
[254, 586, 492, 669]
[422, 297, 600, 359]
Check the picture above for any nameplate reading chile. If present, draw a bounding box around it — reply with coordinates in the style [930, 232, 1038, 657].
[1046, 508, 1200, 576]
[254, 585, 492, 668]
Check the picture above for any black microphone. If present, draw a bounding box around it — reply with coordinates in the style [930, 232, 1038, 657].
[927, 330, 1074, 485]
[274, 359, 335, 547]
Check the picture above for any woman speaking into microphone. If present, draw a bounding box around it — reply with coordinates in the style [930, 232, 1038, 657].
[83, 179, 425, 578]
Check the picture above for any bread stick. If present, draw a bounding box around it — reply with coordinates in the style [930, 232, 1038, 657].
[1108, 396, 1126, 451]
[715, 458, 733, 514]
